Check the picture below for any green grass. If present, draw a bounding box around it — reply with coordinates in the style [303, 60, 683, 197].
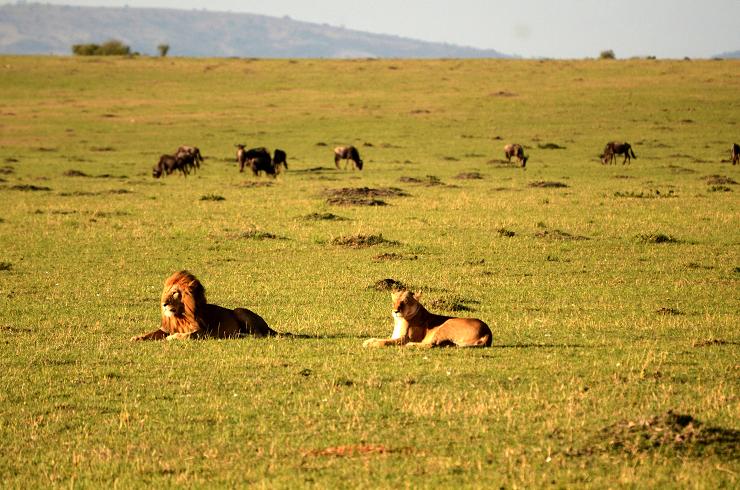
[0, 55, 738, 488]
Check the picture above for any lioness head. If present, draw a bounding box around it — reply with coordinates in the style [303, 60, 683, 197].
[160, 270, 206, 320]
[391, 290, 421, 319]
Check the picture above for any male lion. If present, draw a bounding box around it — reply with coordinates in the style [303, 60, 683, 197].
[362, 291, 492, 348]
[130, 270, 276, 341]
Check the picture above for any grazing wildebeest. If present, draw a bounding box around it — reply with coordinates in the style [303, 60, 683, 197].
[504, 143, 528, 167]
[175, 146, 203, 172]
[334, 146, 363, 170]
[601, 141, 636, 165]
[236, 145, 275, 176]
[731, 143, 739, 165]
[273, 149, 288, 173]
[152, 154, 189, 178]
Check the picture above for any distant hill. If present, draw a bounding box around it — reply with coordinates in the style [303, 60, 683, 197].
[714, 50, 740, 59]
[0, 3, 512, 58]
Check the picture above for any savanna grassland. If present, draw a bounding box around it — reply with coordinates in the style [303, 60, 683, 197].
[0, 56, 738, 488]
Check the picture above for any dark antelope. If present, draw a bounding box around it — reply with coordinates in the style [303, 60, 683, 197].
[601, 141, 636, 165]
[334, 146, 363, 170]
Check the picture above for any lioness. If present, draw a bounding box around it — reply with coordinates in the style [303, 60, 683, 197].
[363, 291, 492, 348]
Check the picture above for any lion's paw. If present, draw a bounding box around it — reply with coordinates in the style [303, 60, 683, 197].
[362, 338, 381, 348]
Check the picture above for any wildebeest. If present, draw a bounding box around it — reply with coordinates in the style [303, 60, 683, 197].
[601, 141, 636, 165]
[175, 146, 203, 173]
[273, 149, 288, 173]
[334, 146, 363, 170]
[504, 143, 528, 167]
[731, 143, 739, 165]
[152, 154, 189, 178]
[236, 145, 275, 176]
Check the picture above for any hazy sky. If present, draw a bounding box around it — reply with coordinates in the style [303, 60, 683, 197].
[5, 0, 740, 58]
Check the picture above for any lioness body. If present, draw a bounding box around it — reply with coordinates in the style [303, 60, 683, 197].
[363, 291, 492, 348]
[131, 270, 276, 341]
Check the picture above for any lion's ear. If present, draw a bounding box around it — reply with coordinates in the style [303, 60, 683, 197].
[413, 291, 423, 300]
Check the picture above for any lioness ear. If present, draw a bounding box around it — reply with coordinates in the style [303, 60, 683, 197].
[413, 291, 423, 300]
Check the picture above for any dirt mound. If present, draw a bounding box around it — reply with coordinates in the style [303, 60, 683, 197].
[428, 296, 478, 312]
[582, 411, 740, 459]
[62, 169, 89, 177]
[704, 175, 737, 185]
[302, 212, 346, 221]
[10, 184, 51, 191]
[400, 175, 445, 186]
[325, 187, 406, 206]
[331, 234, 397, 248]
[370, 278, 407, 291]
[325, 187, 407, 198]
[237, 181, 273, 188]
[535, 229, 589, 241]
[372, 253, 418, 261]
[529, 181, 568, 188]
[327, 197, 387, 206]
[637, 233, 679, 244]
[232, 229, 285, 240]
[537, 142, 566, 150]
[302, 444, 409, 458]
[455, 172, 483, 180]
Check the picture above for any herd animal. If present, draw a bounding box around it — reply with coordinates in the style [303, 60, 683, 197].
[152, 140, 737, 179]
[152, 145, 204, 178]
[601, 141, 637, 165]
[235, 145, 288, 177]
[503, 143, 528, 167]
[334, 145, 363, 170]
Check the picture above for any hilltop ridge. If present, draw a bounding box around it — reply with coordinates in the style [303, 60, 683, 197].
[0, 3, 512, 58]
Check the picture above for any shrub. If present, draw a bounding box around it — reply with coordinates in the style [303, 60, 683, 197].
[600, 49, 616, 60]
[157, 44, 170, 57]
[72, 39, 131, 56]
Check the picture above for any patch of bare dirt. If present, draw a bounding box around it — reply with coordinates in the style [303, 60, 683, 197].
[400, 175, 445, 186]
[636, 233, 679, 244]
[372, 253, 418, 261]
[704, 175, 737, 185]
[302, 212, 346, 221]
[370, 278, 407, 291]
[575, 411, 740, 459]
[302, 444, 410, 458]
[325, 187, 406, 206]
[331, 234, 397, 248]
[236, 181, 274, 188]
[535, 229, 589, 241]
[428, 296, 479, 312]
[455, 172, 483, 180]
[537, 142, 566, 150]
[529, 181, 568, 188]
[692, 338, 739, 347]
[10, 184, 51, 191]
[656, 307, 682, 315]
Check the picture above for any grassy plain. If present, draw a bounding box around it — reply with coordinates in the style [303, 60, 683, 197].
[0, 56, 738, 488]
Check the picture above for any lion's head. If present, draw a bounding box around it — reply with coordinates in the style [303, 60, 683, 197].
[391, 290, 421, 320]
[160, 270, 207, 334]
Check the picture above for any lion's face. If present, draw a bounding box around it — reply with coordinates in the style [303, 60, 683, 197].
[391, 290, 420, 319]
[159, 271, 207, 332]
[161, 286, 186, 317]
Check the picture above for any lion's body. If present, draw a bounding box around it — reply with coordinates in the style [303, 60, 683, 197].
[131, 270, 276, 341]
[363, 291, 492, 348]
